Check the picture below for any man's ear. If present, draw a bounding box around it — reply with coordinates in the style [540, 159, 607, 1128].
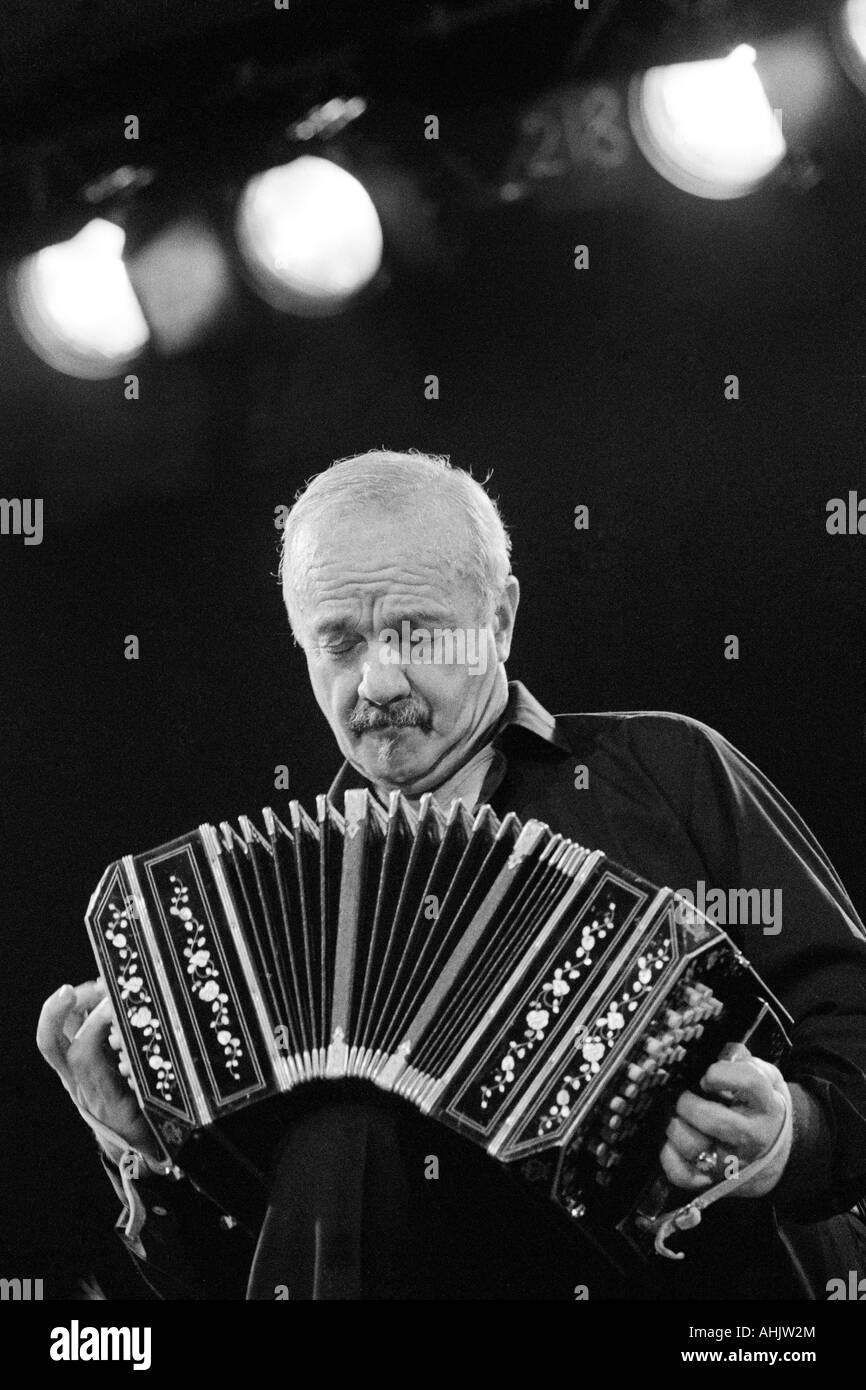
[492, 575, 520, 661]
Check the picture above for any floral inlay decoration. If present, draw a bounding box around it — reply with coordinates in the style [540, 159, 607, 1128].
[528, 934, 673, 1141]
[103, 891, 178, 1103]
[169, 875, 244, 1082]
[479, 898, 619, 1113]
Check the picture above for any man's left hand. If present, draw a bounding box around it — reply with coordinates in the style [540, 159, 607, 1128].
[660, 1043, 792, 1198]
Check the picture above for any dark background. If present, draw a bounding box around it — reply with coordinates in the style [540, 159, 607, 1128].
[0, 0, 864, 1296]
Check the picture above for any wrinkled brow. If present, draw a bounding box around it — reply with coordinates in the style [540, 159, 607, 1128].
[311, 608, 462, 640]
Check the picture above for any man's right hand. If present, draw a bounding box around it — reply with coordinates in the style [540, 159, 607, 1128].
[37, 980, 162, 1161]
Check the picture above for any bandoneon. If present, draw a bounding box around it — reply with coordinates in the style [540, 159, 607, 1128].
[86, 790, 791, 1269]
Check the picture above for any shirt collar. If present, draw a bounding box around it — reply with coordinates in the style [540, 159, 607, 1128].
[326, 679, 570, 803]
[496, 679, 572, 753]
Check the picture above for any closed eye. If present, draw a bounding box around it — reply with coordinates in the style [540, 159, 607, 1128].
[320, 639, 361, 659]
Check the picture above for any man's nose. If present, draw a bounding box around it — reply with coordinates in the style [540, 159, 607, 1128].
[357, 656, 412, 706]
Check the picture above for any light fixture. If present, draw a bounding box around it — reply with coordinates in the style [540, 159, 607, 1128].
[235, 155, 384, 316]
[628, 44, 787, 200]
[842, 0, 866, 61]
[836, 0, 866, 95]
[10, 218, 149, 378]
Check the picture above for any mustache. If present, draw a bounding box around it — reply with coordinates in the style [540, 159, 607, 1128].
[348, 697, 433, 735]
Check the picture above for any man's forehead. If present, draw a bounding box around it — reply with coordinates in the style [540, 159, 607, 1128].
[297, 504, 454, 556]
[302, 572, 470, 626]
[292, 511, 474, 609]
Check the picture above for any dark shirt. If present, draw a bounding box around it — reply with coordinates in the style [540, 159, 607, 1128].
[104, 682, 866, 1299]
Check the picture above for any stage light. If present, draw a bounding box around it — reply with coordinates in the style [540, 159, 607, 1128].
[10, 218, 149, 378]
[628, 44, 787, 200]
[124, 217, 233, 355]
[235, 155, 384, 316]
[843, 0, 866, 59]
[837, 1, 866, 94]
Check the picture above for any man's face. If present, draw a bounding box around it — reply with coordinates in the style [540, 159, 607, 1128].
[286, 505, 518, 795]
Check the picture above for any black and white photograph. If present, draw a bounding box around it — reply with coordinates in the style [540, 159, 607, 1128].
[2, 0, 866, 1365]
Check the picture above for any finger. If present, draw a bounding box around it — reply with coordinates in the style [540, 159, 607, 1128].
[748, 1055, 787, 1094]
[665, 1114, 711, 1162]
[63, 981, 109, 1043]
[660, 1139, 713, 1190]
[76, 978, 107, 1011]
[105, 1018, 133, 1072]
[700, 1061, 772, 1109]
[83, 993, 114, 1029]
[710, 1042, 752, 1097]
[99, 1008, 133, 1070]
[115, 1047, 137, 1088]
[36, 984, 76, 1073]
[66, 995, 115, 1061]
[67, 998, 129, 1094]
[676, 1091, 753, 1147]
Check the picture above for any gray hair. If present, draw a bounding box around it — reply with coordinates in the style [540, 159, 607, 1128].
[279, 449, 512, 623]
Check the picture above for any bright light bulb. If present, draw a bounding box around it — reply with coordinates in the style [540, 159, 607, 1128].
[837, 0, 866, 95]
[629, 45, 787, 200]
[843, 0, 866, 60]
[11, 218, 149, 377]
[235, 155, 384, 315]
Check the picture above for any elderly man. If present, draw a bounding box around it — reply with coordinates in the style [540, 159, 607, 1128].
[39, 449, 866, 1300]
